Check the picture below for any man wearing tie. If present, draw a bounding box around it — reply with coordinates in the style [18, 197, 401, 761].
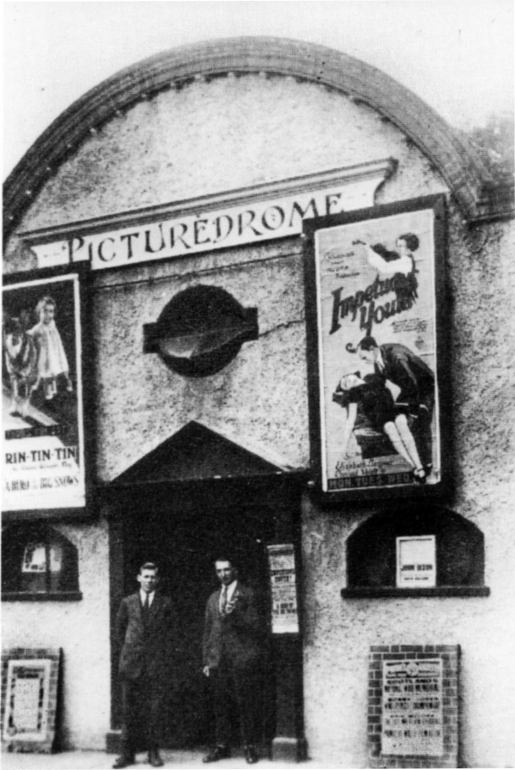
[202, 557, 263, 765]
[113, 562, 176, 769]
[355, 335, 436, 471]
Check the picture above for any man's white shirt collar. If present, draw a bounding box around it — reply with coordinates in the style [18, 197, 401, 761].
[140, 590, 155, 606]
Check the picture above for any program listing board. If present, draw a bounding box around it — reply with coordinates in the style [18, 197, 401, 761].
[382, 659, 443, 757]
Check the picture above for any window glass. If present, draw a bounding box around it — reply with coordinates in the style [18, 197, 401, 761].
[2, 524, 79, 598]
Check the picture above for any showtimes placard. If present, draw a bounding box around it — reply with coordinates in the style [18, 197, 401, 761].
[267, 544, 299, 634]
[1, 648, 62, 753]
[382, 659, 443, 756]
[368, 644, 460, 768]
[396, 536, 436, 588]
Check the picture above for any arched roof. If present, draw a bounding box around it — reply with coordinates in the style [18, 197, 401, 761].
[3, 36, 507, 238]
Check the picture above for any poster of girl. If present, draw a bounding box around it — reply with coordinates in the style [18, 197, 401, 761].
[30, 295, 74, 400]
[3, 273, 85, 514]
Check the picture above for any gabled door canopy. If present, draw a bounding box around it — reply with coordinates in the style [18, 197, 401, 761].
[109, 421, 297, 488]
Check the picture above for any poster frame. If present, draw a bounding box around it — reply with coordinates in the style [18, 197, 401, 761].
[2, 262, 96, 521]
[1, 647, 62, 753]
[303, 194, 451, 503]
[267, 543, 300, 635]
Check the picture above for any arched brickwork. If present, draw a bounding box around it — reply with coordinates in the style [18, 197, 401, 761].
[2, 36, 504, 237]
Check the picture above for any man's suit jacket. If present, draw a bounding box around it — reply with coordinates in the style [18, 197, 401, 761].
[378, 343, 435, 411]
[203, 582, 263, 671]
[116, 592, 176, 682]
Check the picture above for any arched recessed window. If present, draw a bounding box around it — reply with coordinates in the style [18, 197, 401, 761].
[2, 523, 81, 600]
[342, 507, 489, 598]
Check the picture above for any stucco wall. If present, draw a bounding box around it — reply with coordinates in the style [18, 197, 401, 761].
[2, 520, 111, 749]
[3, 72, 514, 766]
[93, 239, 309, 480]
[5, 73, 446, 475]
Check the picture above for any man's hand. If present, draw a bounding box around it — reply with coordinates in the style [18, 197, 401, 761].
[202, 666, 210, 677]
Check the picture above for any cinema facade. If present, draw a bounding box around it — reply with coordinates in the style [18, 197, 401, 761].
[2, 38, 514, 767]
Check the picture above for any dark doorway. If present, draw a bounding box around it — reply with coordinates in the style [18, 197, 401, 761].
[119, 489, 276, 751]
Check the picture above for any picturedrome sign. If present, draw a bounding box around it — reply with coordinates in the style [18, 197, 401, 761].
[22, 160, 397, 271]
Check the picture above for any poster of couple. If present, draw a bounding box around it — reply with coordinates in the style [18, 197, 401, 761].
[304, 195, 445, 496]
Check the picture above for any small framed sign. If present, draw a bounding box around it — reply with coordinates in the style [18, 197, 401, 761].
[368, 644, 460, 767]
[2, 648, 61, 753]
[396, 535, 436, 588]
[267, 544, 299, 634]
[303, 195, 447, 500]
[382, 657, 443, 756]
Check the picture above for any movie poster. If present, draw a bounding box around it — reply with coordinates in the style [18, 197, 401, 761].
[307, 200, 442, 494]
[2, 274, 85, 513]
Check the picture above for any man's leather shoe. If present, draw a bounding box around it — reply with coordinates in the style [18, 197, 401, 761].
[112, 756, 135, 769]
[245, 746, 259, 764]
[148, 751, 164, 767]
[203, 746, 231, 763]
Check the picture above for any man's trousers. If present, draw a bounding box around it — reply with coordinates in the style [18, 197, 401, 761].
[211, 657, 259, 748]
[120, 675, 164, 755]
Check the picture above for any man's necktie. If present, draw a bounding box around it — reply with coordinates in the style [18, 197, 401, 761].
[142, 594, 150, 625]
[220, 585, 228, 615]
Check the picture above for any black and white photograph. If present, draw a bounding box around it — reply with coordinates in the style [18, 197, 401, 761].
[2, 2, 514, 770]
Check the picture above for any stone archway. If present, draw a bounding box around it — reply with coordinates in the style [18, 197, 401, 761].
[4, 36, 497, 236]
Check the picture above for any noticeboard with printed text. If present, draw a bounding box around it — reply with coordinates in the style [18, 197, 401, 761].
[303, 195, 447, 500]
[267, 544, 299, 634]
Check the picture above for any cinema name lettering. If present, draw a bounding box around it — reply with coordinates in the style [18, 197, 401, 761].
[74, 190, 350, 270]
[28, 160, 396, 271]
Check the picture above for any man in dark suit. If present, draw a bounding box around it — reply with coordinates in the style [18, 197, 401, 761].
[202, 557, 263, 765]
[356, 336, 435, 470]
[113, 562, 176, 769]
